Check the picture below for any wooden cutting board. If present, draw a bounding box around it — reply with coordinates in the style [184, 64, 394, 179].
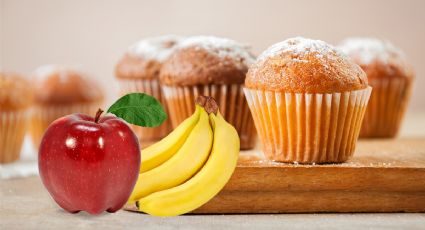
[126, 138, 425, 213]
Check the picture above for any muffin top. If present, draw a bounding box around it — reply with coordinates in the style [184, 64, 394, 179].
[246, 37, 368, 93]
[0, 72, 33, 111]
[32, 65, 104, 105]
[159, 36, 255, 86]
[115, 35, 183, 79]
[338, 38, 414, 79]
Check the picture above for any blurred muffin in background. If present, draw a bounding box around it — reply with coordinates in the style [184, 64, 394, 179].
[0, 72, 32, 163]
[339, 38, 414, 138]
[245, 37, 371, 163]
[30, 66, 104, 148]
[159, 35, 257, 150]
[115, 35, 183, 147]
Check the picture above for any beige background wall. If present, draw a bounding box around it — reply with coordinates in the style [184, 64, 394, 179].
[1, 0, 424, 111]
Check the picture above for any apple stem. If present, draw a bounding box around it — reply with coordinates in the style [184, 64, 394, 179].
[94, 109, 104, 123]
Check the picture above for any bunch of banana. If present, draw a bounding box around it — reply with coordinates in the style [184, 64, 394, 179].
[128, 96, 240, 217]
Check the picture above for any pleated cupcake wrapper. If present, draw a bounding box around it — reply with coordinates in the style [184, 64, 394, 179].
[244, 87, 372, 163]
[162, 84, 257, 150]
[117, 78, 171, 145]
[0, 110, 28, 163]
[360, 77, 412, 138]
[31, 102, 103, 148]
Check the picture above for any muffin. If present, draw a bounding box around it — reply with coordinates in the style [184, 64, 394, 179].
[159, 36, 257, 150]
[0, 72, 32, 163]
[244, 37, 372, 163]
[115, 35, 182, 146]
[30, 66, 104, 148]
[339, 38, 414, 138]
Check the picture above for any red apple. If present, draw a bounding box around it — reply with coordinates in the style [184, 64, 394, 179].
[38, 112, 140, 214]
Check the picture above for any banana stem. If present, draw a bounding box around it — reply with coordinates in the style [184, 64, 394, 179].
[195, 96, 207, 107]
[204, 97, 219, 115]
[195, 95, 219, 114]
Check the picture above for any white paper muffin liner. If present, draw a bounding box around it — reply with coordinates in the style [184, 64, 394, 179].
[117, 78, 171, 146]
[360, 78, 412, 138]
[0, 110, 28, 163]
[162, 84, 257, 150]
[244, 87, 372, 163]
[30, 102, 103, 148]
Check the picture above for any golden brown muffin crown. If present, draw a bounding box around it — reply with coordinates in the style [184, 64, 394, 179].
[0, 72, 33, 110]
[246, 37, 368, 93]
[159, 36, 255, 86]
[115, 35, 184, 79]
[32, 66, 104, 105]
[338, 38, 414, 80]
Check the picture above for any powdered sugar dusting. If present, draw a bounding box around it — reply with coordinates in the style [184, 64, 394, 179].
[32, 65, 102, 102]
[128, 35, 183, 61]
[247, 37, 368, 92]
[177, 35, 255, 67]
[33, 65, 61, 78]
[258, 37, 337, 62]
[33, 65, 85, 84]
[338, 38, 407, 65]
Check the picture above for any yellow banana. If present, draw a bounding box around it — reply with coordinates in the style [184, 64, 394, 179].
[140, 106, 201, 173]
[136, 111, 240, 216]
[129, 108, 213, 203]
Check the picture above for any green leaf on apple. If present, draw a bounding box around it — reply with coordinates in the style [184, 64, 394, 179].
[107, 93, 167, 127]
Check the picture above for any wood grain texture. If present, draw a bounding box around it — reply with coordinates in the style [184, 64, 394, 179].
[195, 138, 425, 213]
[127, 138, 425, 213]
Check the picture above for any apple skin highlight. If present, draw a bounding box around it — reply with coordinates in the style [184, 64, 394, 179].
[38, 113, 140, 215]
